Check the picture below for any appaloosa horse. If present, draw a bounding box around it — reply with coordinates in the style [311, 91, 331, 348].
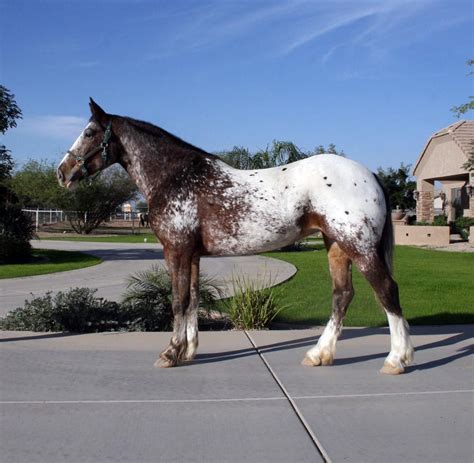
[57, 99, 414, 374]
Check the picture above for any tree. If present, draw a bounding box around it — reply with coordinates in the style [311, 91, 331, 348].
[218, 140, 345, 169]
[376, 163, 416, 210]
[451, 59, 474, 118]
[0, 87, 35, 263]
[312, 143, 345, 156]
[11, 160, 68, 208]
[0, 85, 22, 134]
[451, 59, 474, 171]
[217, 146, 256, 170]
[54, 168, 138, 234]
[11, 160, 138, 234]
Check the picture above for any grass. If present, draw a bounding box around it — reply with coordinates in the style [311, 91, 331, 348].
[263, 245, 474, 326]
[0, 249, 102, 279]
[40, 233, 158, 243]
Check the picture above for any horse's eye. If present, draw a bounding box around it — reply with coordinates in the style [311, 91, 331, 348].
[84, 129, 94, 138]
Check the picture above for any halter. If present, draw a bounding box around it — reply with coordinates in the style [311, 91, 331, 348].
[68, 121, 113, 180]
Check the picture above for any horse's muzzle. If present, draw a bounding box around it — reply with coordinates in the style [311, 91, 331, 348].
[57, 166, 66, 187]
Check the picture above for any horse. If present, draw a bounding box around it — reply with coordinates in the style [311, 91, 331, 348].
[138, 212, 149, 228]
[57, 99, 414, 374]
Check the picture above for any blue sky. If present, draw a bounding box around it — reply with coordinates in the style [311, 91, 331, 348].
[1, 0, 473, 172]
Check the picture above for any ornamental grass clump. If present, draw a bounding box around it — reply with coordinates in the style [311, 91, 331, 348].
[225, 274, 286, 330]
[121, 265, 223, 331]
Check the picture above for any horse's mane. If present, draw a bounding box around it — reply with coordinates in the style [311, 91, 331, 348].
[119, 115, 213, 157]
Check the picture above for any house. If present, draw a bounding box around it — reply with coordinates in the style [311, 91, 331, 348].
[413, 120, 473, 222]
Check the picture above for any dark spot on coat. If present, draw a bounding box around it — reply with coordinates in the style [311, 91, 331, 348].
[282, 167, 287, 171]
[327, 184, 332, 187]
[260, 180, 263, 183]
[354, 183, 357, 186]
[345, 211, 349, 215]
[285, 186, 289, 189]
[323, 176, 327, 180]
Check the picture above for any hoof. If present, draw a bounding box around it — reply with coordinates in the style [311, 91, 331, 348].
[154, 352, 179, 368]
[154, 357, 178, 368]
[302, 355, 321, 366]
[380, 362, 405, 375]
[302, 350, 333, 367]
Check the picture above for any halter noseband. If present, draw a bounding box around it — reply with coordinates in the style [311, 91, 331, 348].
[68, 121, 113, 179]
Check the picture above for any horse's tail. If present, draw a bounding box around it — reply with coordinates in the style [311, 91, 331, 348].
[373, 173, 394, 275]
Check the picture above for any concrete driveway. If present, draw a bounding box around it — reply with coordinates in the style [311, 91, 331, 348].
[0, 325, 472, 462]
[0, 240, 296, 315]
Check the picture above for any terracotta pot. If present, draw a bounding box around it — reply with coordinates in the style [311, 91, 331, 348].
[391, 210, 406, 221]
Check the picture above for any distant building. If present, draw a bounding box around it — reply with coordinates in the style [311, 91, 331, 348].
[122, 203, 133, 214]
[413, 120, 473, 222]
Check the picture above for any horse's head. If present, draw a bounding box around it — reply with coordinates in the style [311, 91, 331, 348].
[57, 98, 119, 189]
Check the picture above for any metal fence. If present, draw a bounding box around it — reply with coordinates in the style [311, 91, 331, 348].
[21, 209, 144, 231]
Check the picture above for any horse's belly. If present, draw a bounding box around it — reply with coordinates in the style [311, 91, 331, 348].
[202, 217, 304, 256]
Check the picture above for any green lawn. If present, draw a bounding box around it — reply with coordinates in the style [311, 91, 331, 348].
[264, 245, 474, 326]
[0, 249, 102, 279]
[41, 233, 158, 243]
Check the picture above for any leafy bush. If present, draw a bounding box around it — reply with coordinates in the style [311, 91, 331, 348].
[0, 203, 36, 264]
[0, 288, 122, 332]
[224, 275, 286, 330]
[122, 265, 223, 331]
[0, 266, 224, 333]
[415, 215, 448, 226]
[0, 148, 36, 264]
[453, 216, 474, 238]
[433, 214, 448, 226]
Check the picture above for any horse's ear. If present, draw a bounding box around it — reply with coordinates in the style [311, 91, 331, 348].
[89, 98, 109, 127]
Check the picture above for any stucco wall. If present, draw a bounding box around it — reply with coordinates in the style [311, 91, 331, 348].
[394, 225, 450, 246]
[415, 136, 467, 181]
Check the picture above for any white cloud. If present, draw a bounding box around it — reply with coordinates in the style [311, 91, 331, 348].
[142, 0, 466, 63]
[18, 116, 88, 140]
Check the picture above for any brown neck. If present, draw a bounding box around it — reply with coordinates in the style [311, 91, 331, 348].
[114, 117, 210, 202]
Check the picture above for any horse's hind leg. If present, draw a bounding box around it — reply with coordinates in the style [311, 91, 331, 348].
[303, 238, 354, 367]
[355, 254, 414, 375]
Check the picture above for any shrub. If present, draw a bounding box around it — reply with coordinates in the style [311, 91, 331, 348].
[433, 214, 448, 226]
[0, 268, 224, 333]
[224, 275, 286, 330]
[0, 288, 123, 332]
[0, 202, 36, 264]
[453, 216, 474, 238]
[415, 215, 448, 226]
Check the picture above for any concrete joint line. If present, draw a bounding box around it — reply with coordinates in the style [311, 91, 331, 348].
[294, 389, 474, 400]
[2, 390, 471, 406]
[244, 330, 332, 463]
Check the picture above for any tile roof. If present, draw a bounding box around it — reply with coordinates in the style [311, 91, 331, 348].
[413, 120, 474, 175]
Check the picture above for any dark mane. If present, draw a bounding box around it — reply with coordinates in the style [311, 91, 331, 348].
[120, 115, 212, 156]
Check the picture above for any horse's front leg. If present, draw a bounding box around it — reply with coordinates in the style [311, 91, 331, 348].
[154, 248, 192, 368]
[184, 254, 200, 361]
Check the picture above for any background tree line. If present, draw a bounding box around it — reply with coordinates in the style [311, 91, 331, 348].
[217, 141, 345, 170]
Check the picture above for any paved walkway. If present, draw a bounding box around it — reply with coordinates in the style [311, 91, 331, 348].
[0, 241, 296, 315]
[1, 325, 472, 462]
